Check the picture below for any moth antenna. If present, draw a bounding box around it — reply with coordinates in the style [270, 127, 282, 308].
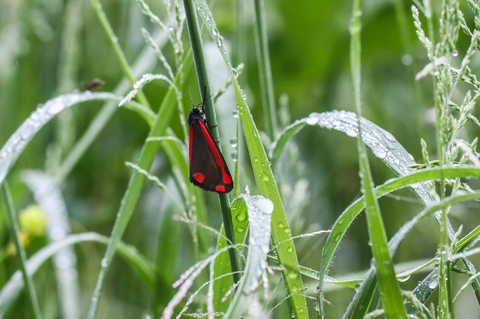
[188, 86, 196, 108]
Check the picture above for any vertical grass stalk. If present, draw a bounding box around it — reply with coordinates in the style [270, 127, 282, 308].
[1, 183, 43, 319]
[183, 0, 241, 286]
[253, 0, 277, 140]
[350, 0, 407, 317]
[90, 0, 150, 108]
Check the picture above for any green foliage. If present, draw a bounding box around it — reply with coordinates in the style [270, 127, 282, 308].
[3, 0, 480, 318]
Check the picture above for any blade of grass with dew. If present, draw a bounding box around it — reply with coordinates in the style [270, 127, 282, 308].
[347, 0, 405, 316]
[213, 196, 250, 313]
[1, 183, 43, 319]
[0, 92, 126, 187]
[21, 170, 80, 319]
[192, 0, 309, 317]
[87, 50, 194, 319]
[183, 0, 241, 286]
[224, 195, 272, 319]
[0, 232, 155, 317]
[347, 191, 480, 318]
[318, 166, 480, 316]
[52, 30, 168, 185]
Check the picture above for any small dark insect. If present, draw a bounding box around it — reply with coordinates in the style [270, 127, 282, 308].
[188, 88, 233, 193]
[85, 78, 105, 91]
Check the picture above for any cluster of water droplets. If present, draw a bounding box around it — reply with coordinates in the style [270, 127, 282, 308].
[0, 92, 118, 186]
[239, 195, 273, 293]
[118, 73, 173, 107]
[305, 110, 434, 204]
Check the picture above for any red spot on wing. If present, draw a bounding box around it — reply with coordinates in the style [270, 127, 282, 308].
[194, 173, 205, 183]
[215, 185, 226, 192]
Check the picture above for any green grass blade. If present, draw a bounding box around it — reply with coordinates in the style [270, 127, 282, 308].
[152, 205, 182, 317]
[87, 50, 193, 319]
[1, 183, 43, 319]
[89, 0, 150, 108]
[192, 1, 309, 317]
[253, 0, 277, 139]
[213, 196, 250, 313]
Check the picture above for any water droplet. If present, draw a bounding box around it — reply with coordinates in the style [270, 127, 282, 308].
[231, 151, 237, 161]
[240, 89, 246, 99]
[452, 50, 458, 57]
[236, 226, 245, 233]
[263, 174, 270, 182]
[230, 137, 237, 147]
[236, 211, 247, 222]
[287, 246, 293, 253]
[232, 110, 239, 118]
[372, 147, 387, 159]
[48, 102, 64, 115]
[112, 36, 118, 43]
[101, 257, 108, 268]
[345, 128, 357, 137]
[306, 115, 319, 125]
[428, 280, 438, 289]
[288, 272, 298, 279]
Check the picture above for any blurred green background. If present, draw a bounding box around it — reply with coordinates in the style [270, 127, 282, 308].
[1, 0, 480, 318]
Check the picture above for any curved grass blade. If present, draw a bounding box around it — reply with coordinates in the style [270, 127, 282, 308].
[224, 195, 273, 319]
[318, 166, 480, 316]
[192, 0, 309, 317]
[346, 191, 480, 318]
[273, 110, 461, 314]
[271, 111, 434, 205]
[0, 232, 154, 317]
[0, 92, 126, 187]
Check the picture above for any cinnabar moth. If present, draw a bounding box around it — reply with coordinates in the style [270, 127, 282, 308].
[188, 97, 233, 193]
